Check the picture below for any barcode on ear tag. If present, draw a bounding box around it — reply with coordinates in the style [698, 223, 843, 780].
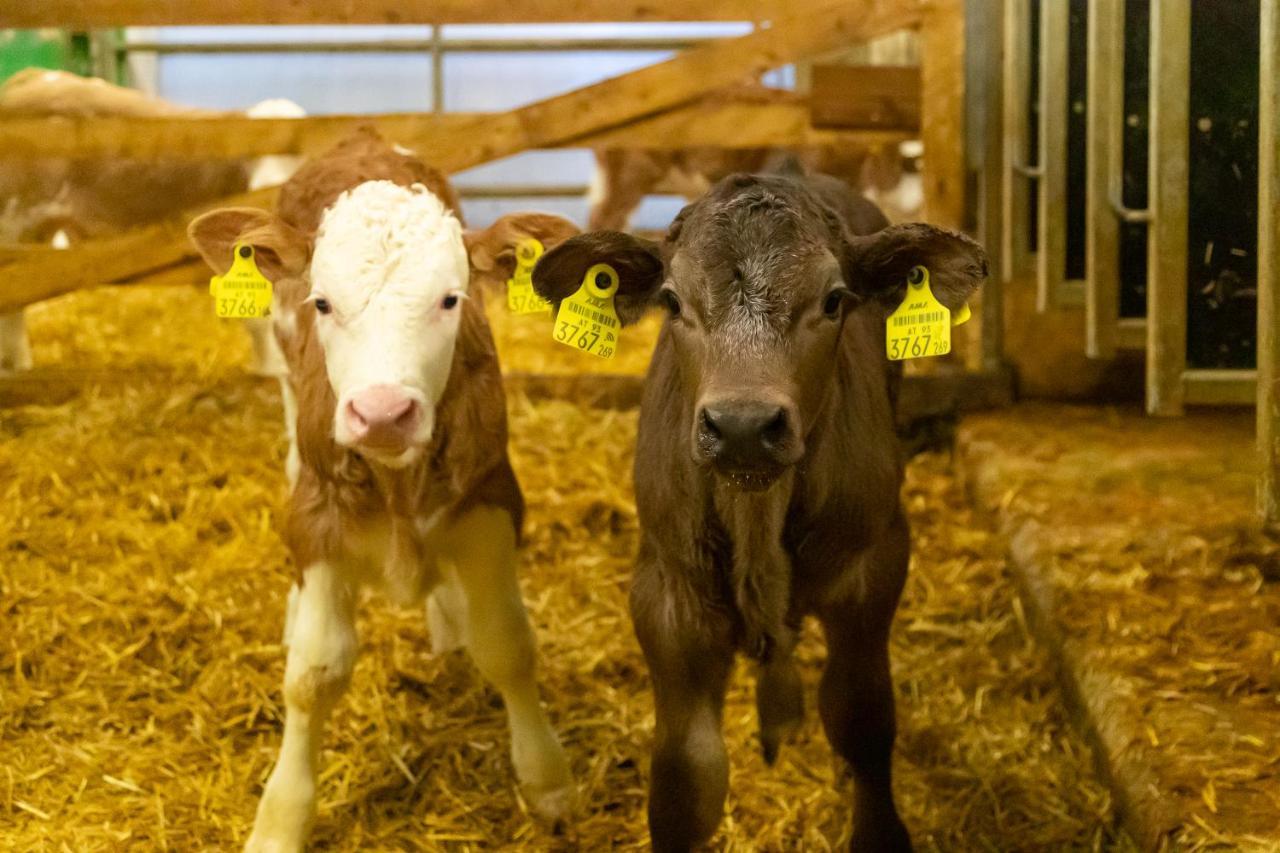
[552, 263, 621, 360]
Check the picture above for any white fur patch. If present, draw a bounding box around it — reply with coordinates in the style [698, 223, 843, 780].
[309, 181, 469, 464]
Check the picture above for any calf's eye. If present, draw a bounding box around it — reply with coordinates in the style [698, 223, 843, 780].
[660, 289, 682, 317]
[313, 297, 332, 315]
[441, 293, 460, 310]
[822, 290, 846, 318]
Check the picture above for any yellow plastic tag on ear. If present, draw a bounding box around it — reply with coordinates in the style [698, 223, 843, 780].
[953, 302, 972, 326]
[210, 242, 273, 319]
[506, 237, 552, 315]
[886, 265, 950, 360]
[552, 263, 620, 360]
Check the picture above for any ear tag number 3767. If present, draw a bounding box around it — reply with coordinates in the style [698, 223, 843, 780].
[886, 265, 961, 361]
[210, 242, 273, 319]
[507, 238, 552, 315]
[553, 263, 620, 360]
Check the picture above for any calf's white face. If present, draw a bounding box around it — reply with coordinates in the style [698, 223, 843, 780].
[308, 180, 469, 468]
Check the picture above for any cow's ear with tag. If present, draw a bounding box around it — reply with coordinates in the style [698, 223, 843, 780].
[464, 212, 581, 276]
[843, 222, 988, 312]
[532, 230, 664, 326]
[188, 207, 310, 282]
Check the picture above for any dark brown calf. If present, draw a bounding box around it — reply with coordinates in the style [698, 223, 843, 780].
[533, 171, 985, 852]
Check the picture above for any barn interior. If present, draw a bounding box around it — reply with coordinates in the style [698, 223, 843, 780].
[1, 2, 1277, 851]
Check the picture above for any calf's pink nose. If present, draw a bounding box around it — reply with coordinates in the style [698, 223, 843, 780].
[344, 385, 420, 450]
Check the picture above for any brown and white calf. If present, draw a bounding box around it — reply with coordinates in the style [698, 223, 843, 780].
[534, 170, 986, 851]
[0, 69, 305, 374]
[189, 129, 579, 851]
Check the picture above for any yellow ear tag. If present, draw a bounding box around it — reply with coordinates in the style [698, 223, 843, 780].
[210, 242, 273, 319]
[506, 237, 552, 315]
[886, 265, 951, 360]
[952, 302, 972, 326]
[552, 263, 620, 360]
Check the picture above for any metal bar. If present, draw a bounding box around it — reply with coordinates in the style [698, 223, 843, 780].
[1010, 161, 1042, 178]
[457, 184, 590, 197]
[1116, 317, 1146, 349]
[1259, 0, 1280, 530]
[1001, 0, 1034, 282]
[1146, 0, 1190, 416]
[119, 37, 710, 54]
[430, 26, 444, 114]
[1182, 370, 1258, 406]
[1036, 0, 1068, 313]
[1108, 196, 1152, 224]
[1085, 0, 1124, 357]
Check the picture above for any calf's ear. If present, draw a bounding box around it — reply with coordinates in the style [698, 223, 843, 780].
[843, 223, 988, 312]
[188, 207, 309, 282]
[464, 212, 581, 277]
[532, 230, 664, 326]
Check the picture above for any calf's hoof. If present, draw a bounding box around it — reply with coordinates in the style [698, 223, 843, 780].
[243, 829, 305, 853]
[522, 776, 577, 825]
[850, 815, 912, 853]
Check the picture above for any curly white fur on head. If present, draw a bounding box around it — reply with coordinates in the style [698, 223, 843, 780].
[309, 180, 470, 467]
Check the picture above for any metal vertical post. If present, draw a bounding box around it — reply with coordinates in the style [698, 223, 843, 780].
[1258, 0, 1280, 530]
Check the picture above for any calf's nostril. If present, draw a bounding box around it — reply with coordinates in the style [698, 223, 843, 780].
[701, 408, 722, 439]
[762, 408, 788, 443]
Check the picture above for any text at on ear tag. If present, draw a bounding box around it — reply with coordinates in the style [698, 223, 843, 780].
[552, 263, 621, 360]
[507, 237, 551, 315]
[210, 242, 274, 319]
[885, 265, 951, 361]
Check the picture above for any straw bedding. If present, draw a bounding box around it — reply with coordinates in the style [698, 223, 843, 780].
[2, 284, 1127, 850]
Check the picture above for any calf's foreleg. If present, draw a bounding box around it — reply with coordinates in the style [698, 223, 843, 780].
[631, 562, 735, 853]
[438, 506, 573, 822]
[817, 514, 912, 853]
[246, 561, 358, 853]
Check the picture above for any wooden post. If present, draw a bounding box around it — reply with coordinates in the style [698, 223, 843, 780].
[1036, 0, 1068, 313]
[975, 0, 1006, 371]
[1146, 0, 1190, 416]
[1259, 0, 1280, 531]
[920, 0, 966, 230]
[1084, 0, 1126, 358]
[1001, 0, 1035, 283]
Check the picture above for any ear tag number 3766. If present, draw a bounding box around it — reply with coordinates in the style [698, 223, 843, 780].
[210, 242, 273, 319]
[886, 265, 962, 361]
[553, 263, 620, 360]
[507, 238, 552, 315]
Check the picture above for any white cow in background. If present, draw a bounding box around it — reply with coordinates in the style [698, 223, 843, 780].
[0, 69, 305, 374]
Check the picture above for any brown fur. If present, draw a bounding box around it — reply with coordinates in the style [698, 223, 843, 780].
[588, 85, 903, 232]
[533, 170, 986, 852]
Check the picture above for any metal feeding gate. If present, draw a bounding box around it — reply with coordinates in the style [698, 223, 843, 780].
[1000, 0, 1280, 528]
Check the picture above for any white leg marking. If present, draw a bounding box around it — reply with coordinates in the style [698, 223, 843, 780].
[246, 562, 357, 853]
[0, 310, 32, 372]
[440, 507, 574, 822]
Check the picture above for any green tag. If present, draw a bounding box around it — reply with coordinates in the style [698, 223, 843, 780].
[552, 263, 620, 360]
[210, 242, 273, 319]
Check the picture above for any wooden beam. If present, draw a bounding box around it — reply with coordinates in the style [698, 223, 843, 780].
[1146, 0, 1190, 416]
[0, 187, 274, 314]
[0, 1, 915, 314]
[1182, 370, 1258, 407]
[919, 0, 966, 229]
[4, 0, 893, 27]
[1259, 0, 1280, 531]
[0, 104, 909, 161]
[1084, 0, 1125, 357]
[809, 65, 920, 130]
